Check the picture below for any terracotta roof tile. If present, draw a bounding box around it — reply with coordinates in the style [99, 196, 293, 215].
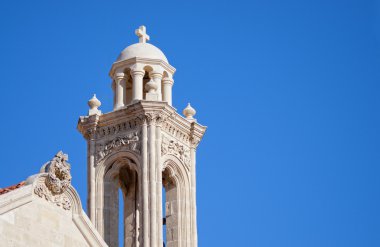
[0, 181, 26, 195]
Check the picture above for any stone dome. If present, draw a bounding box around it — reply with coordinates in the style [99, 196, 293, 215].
[116, 43, 168, 63]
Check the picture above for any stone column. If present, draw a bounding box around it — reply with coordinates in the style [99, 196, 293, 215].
[148, 117, 157, 247]
[114, 73, 127, 110]
[156, 121, 163, 247]
[162, 78, 174, 106]
[190, 141, 198, 247]
[131, 69, 145, 102]
[142, 120, 149, 247]
[150, 71, 163, 101]
[88, 137, 96, 223]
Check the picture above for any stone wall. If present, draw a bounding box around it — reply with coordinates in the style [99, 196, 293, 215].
[0, 198, 90, 247]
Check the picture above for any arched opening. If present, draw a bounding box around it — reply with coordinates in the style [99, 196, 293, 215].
[162, 166, 179, 247]
[142, 66, 153, 100]
[103, 158, 140, 247]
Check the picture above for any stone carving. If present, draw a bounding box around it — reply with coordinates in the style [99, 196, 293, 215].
[96, 120, 139, 139]
[162, 121, 191, 144]
[161, 136, 191, 167]
[34, 151, 72, 210]
[96, 131, 141, 161]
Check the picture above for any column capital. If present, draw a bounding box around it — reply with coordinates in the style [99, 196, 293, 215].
[149, 71, 163, 79]
[162, 77, 174, 85]
[130, 69, 145, 77]
[114, 72, 127, 81]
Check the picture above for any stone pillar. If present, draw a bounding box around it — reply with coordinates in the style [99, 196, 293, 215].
[88, 137, 96, 224]
[114, 73, 127, 110]
[142, 120, 149, 247]
[148, 118, 157, 247]
[104, 179, 119, 247]
[156, 122, 163, 247]
[162, 78, 174, 106]
[124, 172, 137, 247]
[150, 71, 163, 101]
[131, 69, 145, 102]
[190, 141, 198, 247]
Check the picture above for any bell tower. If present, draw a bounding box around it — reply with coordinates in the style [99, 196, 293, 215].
[78, 26, 206, 247]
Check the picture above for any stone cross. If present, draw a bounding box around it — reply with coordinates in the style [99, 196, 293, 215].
[135, 25, 150, 43]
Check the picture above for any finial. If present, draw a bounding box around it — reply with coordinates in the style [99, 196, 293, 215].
[135, 25, 150, 43]
[183, 103, 196, 121]
[88, 94, 102, 116]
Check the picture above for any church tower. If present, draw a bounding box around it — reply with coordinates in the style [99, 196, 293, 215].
[78, 26, 206, 247]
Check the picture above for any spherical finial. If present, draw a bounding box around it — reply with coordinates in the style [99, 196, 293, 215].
[183, 103, 196, 120]
[88, 94, 102, 116]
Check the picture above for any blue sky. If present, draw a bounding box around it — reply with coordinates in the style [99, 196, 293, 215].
[0, 0, 379, 246]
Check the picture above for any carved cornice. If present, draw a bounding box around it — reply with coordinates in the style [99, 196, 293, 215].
[78, 101, 206, 147]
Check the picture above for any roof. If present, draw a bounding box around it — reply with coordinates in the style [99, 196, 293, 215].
[116, 43, 168, 63]
[0, 181, 26, 195]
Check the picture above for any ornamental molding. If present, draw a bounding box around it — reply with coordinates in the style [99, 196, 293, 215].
[162, 121, 191, 144]
[34, 151, 72, 210]
[96, 119, 141, 139]
[161, 136, 191, 169]
[96, 131, 141, 162]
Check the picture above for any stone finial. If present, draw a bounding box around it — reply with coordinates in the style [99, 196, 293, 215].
[88, 94, 102, 116]
[34, 151, 72, 210]
[135, 25, 150, 43]
[183, 103, 196, 121]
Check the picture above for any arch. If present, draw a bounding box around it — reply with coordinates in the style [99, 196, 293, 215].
[94, 150, 142, 247]
[161, 155, 193, 247]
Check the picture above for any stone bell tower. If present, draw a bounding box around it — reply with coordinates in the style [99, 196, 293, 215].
[78, 26, 206, 247]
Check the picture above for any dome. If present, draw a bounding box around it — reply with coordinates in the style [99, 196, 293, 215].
[116, 43, 168, 63]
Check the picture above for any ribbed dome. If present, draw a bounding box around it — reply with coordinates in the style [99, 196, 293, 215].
[116, 43, 168, 63]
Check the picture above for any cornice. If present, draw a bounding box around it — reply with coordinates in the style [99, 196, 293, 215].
[77, 101, 207, 144]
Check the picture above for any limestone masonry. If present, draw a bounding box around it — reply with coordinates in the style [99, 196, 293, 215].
[0, 26, 206, 247]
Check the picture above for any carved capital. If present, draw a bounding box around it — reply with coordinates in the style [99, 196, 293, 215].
[114, 72, 127, 81]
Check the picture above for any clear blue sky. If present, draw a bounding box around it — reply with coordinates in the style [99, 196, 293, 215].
[0, 0, 379, 246]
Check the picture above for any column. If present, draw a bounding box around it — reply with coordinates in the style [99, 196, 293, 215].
[88, 138, 96, 223]
[156, 121, 163, 246]
[148, 117, 157, 247]
[162, 78, 174, 106]
[142, 120, 149, 247]
[114, 73, 127, 110]
[190, 142, 198, 247]
[131, 69, 145, 102]
[150, 71, 163, 101]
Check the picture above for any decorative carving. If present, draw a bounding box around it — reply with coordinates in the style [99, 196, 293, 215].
[34, 151, 72, 210]
[96, 119, 140, 138]
[162, 122, 191, 144]
[161, 137, 191, 168]
[96, 131, 141, 161]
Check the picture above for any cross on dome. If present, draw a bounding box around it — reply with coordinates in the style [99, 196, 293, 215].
[135, 25, 150, 43]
